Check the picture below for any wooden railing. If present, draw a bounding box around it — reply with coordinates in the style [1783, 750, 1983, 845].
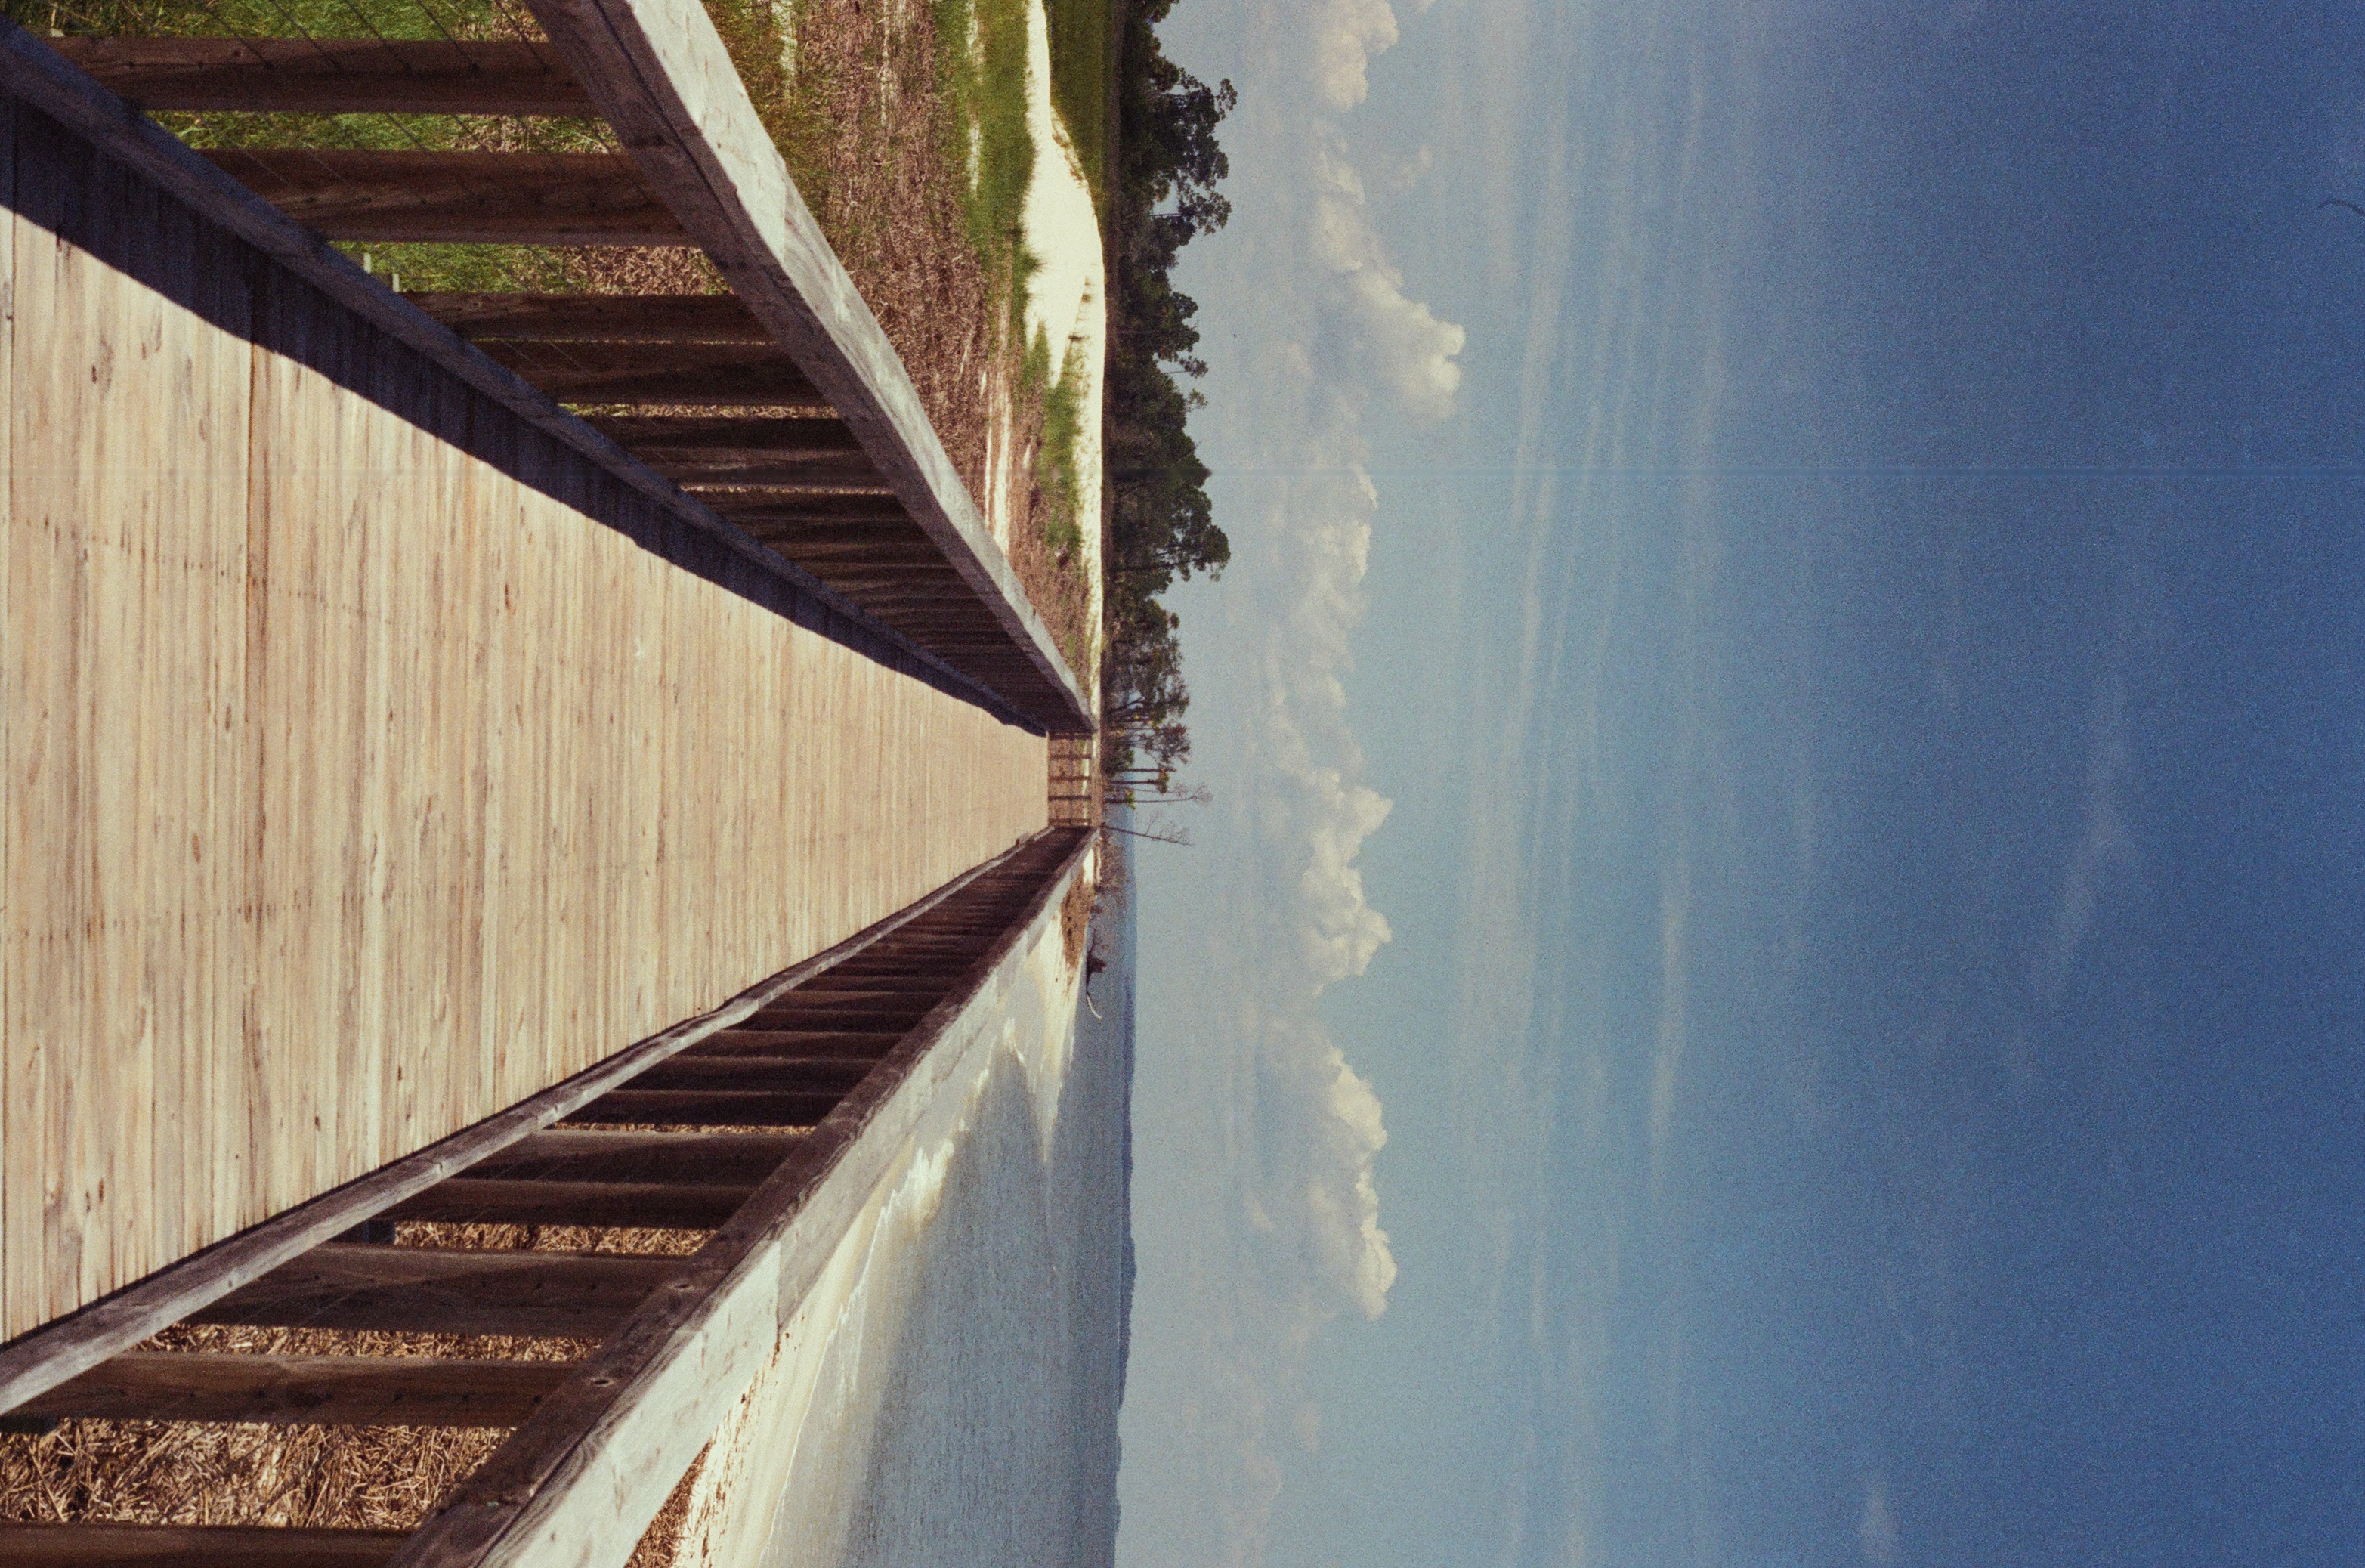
[13, 8, 1093, 734]
[0, 827, 1093, 1567]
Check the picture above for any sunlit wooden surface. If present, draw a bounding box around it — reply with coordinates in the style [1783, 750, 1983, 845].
[0, 131, 1047, 1338]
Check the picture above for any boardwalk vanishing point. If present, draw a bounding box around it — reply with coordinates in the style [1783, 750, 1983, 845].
[0, 2, 1098, 1560]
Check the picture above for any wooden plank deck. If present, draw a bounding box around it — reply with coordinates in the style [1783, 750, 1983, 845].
[0, 827, 1092, 1568]
[0, 23, 1064, 738]
[0, 91, 1050, 1343]
[0, 20, 1083, 728]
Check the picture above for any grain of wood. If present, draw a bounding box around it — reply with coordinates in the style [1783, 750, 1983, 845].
[0, 94, 12, 1347]
[0, 110, 1047, 1340]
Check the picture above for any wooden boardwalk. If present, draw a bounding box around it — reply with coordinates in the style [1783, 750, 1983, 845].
[0, 49, 1056, 1342]
[25, 7, 1093, 732]
[0, 827, 1095, 1566]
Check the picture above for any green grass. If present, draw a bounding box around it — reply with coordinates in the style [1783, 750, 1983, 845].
[932, 0, 1037, 332]
[1041, 0, 1114, 217]
[19, 0, 509, 44]
[14, 0, 611, 293]
[1031, 332, 1090, 553]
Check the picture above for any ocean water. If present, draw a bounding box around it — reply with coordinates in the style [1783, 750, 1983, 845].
[679, 879, 1136, 1568]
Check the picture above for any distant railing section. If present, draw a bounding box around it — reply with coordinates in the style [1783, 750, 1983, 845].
[1048, 733, 1096, 827]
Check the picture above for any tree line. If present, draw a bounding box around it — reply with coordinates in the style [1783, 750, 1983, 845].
[1101, 0, 1232, 821]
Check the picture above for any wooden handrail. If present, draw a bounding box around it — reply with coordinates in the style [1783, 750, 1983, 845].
[0, 829, 1035, 1415]
[392, 829, 1093, 1568]
[0, 22, 1039, 736]
[521, 0, 1093, 734]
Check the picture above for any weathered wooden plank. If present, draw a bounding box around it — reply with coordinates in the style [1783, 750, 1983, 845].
[20, 1350, 572, 1426]
[385, 1177, 757, 1228]
[47, 39, 593, 116]
[474, 340, 822, 406]
[521, 0, 1091, 731]
[584, 413, 856, 453]
[5, 106, 257, 1334]
[410, 292, 770, 342]
[201, 150, 685, 244]
[465, 1131, 801, 1186]
[186, 1245, 680, 1338]
[0, 92, 12, 1343]
[558, 1090, 839, 1127]
[390, 830, 1092, 1568]
[0, 1525, 409, 1565]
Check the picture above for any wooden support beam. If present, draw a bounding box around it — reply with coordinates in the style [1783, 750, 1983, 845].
[385, 1177, 758, 1229]
[47, 38, 593, 115]
[775, 577, 978, 600]
[465, 1131, 802, 1187]
[800, 960, 976, 981]
[740, 1007, 934, 1032]
[629, 1057, 873, 1091]
[408, 291, 769, 342]
[731, 538, 944, 568]
[200, 149, 685, 244]
[746, 545, 955, 573]
[18, 1352, 571, 1427]
[521, 0, 1092, 732]
[0, 1524, 409, 1566]
[475, 340, 824, 406]
[681, 1030, 904, 1058]
[558, 1090, 841, 1127]
[647, 455, 882, 487]
[699, 492, 908, 523]
[584, 413, 858, 453]
[185, 1245, 682, 1339]
[781, 985, 952, 1002]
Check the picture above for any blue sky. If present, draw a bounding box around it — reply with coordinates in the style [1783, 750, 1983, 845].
[1115, 4, 2365, 1566]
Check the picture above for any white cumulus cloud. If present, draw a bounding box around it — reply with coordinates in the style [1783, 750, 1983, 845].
[1309, 0, 1401, 110]
[1119, 0, 1460, 1559]
[1307, 131, 1467, 423]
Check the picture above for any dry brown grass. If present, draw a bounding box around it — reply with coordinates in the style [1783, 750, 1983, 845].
[554, 245, 725, 298]
[781, 0, 1000, 501]
[779, 0, 1096, 676]
[0, 1219, 716, 1551]
[1060, 860, 1093, 968]
[0, 1318, 573, 1533]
